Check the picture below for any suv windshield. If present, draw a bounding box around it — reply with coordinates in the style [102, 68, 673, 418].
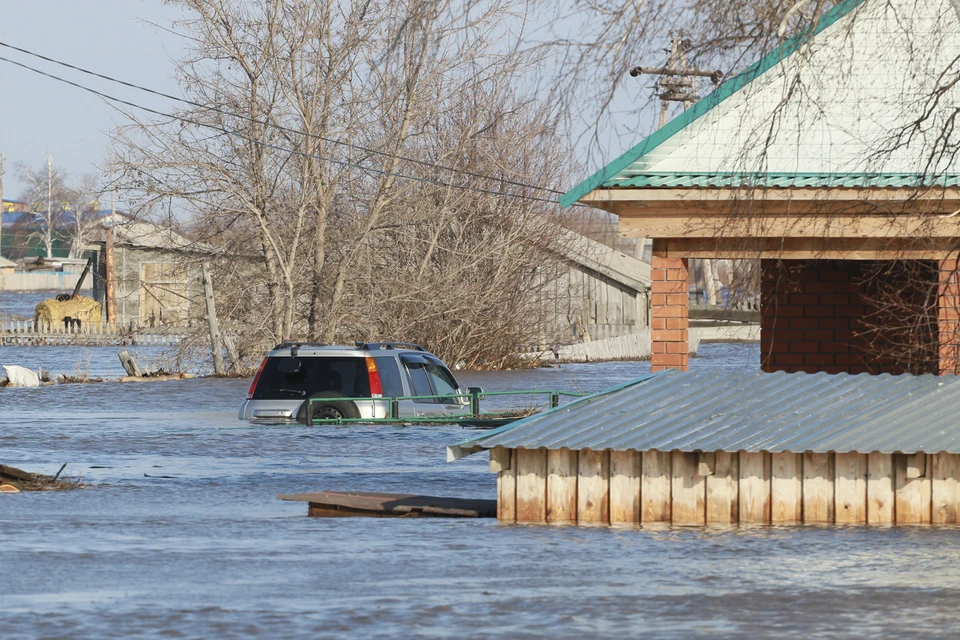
[252, 356, 370, 400]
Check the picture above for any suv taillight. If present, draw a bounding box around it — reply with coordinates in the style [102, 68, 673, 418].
[247, 358, 267, 399]
[365, 357, 383, 397]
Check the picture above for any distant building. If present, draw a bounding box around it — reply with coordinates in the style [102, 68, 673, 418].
[91, 214, 209, 329]
[1, 199, 29, 214]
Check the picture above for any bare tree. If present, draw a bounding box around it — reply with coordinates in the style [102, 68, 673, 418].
[113, 0, 571, 367]
[65, 174, 102, 258]
[17, 152, 68, 258]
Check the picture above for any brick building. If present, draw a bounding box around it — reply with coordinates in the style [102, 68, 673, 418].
[561, 0, 960, 375]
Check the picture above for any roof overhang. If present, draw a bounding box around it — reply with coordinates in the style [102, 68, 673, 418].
[580, 185, 960, 260]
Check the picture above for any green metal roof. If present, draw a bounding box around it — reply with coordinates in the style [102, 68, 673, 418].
[602, 172, 960, 189]
[559, 0, 868, 208]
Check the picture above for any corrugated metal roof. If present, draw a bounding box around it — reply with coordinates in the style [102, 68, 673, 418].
[447, 370, 960, 460]
[602, 172, 960, 189]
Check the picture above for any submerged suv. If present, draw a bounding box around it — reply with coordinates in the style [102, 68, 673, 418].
[239, 342, 473, 423]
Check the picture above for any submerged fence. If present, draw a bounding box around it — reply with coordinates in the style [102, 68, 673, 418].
[1, 320, 185, 346]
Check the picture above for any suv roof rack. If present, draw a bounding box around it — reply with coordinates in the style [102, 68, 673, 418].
[361, 341, 426, 352]
[274, 341, 329, 350]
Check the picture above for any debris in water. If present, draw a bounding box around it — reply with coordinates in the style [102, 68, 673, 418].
[0, 463, 84, 492]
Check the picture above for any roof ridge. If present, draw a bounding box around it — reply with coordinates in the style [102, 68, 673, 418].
[559, 0, 868, 208]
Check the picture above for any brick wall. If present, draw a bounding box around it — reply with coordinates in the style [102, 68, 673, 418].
[760, 259, 939, 375]
[940, 259, 960, 375]
[651, 256, 689, 372]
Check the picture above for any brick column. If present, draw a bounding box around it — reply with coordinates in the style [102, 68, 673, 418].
[940, 259, 960, 375]
[650, 255, 689, 372]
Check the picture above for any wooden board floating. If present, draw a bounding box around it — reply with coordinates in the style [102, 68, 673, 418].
[494, 448, 960, 526]
[278, 491, 497, 518]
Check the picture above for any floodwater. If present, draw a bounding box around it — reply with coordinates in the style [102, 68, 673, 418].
[3, 341, 960, 638]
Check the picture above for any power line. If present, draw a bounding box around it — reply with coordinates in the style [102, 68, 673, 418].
[0, 40, 573, 200]
[0, 53, 580, 207]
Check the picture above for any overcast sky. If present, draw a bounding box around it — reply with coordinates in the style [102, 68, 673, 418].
[1, 1, 184, 200]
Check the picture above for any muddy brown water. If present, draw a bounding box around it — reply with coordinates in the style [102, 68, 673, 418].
[3, 342, 960, 638]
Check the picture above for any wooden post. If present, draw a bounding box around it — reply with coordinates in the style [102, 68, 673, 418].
[671, 451, 705, 525]
[118, 350, 142, 377]
[609, 450, 641, 524]
[802, 452, 835, 524]
[835, 452, 867, 524]
[201, 262, 226, 376]
[894, 452, 931, 524]
[739, 452, 771, 524]
[577, 449, 609, 523]
[771, 452, 802, 524]
[497, 448, 517, 522]
[866, 452, 894, 524]
[706, 450, 738, 524]
[546, 449, 578, 524]
[515, 448, 547, 523]
[932, 452, 958, 525]
[104, 227, 116, 324]
[641, 450, 672, 522]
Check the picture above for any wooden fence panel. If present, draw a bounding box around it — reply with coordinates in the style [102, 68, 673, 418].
[546, 449, 578, 524]
[932, 452, 958, 525]
[895, 453, 931, 524]
[577, 449, 609, 523]
[771, 452, 802, 524]
[739, 452, 770, 524]
[641, 450, 671, 523]
[497, 448, 516, 522]
[802, 452, 835, 524]
[835, 453, 867, 524]
[671, 451, 705, 526]
[706, 450, 738, 524]
[609, 450, 641, 524]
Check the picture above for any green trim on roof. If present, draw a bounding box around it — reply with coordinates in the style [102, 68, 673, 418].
[604, 172, 960, 189]
[559, 0, 868, 208]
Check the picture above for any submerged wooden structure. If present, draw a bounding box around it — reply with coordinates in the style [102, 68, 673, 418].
[448, 370, 960, 526]
[489, 447, 956, 526]
[279, 491, 496, 518]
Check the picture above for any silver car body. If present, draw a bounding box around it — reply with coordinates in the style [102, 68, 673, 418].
[238, 342, 470, 423]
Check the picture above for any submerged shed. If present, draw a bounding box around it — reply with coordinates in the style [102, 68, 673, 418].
[448, 370, 960, 526]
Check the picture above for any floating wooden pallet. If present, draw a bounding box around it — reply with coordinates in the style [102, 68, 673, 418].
[278, 491, 497, 518]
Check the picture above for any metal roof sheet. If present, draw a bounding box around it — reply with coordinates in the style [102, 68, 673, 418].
[447, 369, 960, 461]
[601, 172, 960, 190]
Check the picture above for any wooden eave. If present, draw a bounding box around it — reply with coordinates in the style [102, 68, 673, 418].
[581, 187, 960, 260]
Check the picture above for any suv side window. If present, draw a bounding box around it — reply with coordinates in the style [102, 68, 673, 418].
[374, 357, 405, 398]
[401, 355, 439, 403]
[423, 357, 459, 402]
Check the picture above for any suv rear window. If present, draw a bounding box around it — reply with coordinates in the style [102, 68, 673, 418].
[252, 356, 370, 400]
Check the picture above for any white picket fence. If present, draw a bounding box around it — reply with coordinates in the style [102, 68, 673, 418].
[1, 320, 184, 346]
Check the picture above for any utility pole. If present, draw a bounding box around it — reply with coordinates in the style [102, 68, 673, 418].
[0, 153, 5, 259]
[630, 33, 725, 306]
[201, 262, 226, 376]
[45, 152, 54, 258]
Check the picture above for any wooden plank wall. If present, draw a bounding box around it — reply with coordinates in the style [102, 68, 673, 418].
[494, 447, 960, 526]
